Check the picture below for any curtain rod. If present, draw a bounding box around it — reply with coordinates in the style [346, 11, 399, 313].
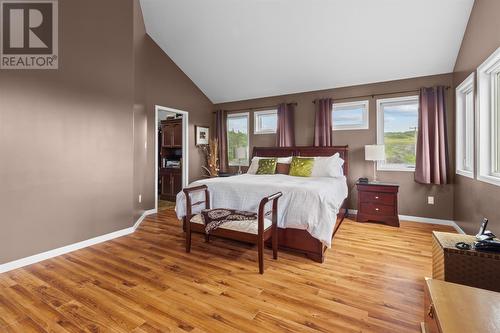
[213, 102, 298, 114]
[311, 86, 451, 104]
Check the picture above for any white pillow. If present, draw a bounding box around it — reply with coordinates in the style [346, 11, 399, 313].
[247, 156, 293, 174]
[311, 153, 344, 178]
[246, 157, 260, 174]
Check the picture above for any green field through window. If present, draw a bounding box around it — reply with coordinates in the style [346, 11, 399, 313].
[382, 101, 419, 168]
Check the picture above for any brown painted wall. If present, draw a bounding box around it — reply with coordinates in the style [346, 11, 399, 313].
[453, 0, 500, 235]
[0, 0, 213, 264]
[132, 1, 213, 220]
[0, 0, 134, 264]
[216, 74, 455, 219]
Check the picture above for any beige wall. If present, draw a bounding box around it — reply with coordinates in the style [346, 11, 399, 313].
[216, 74, 455, 219]
[453, 0, 500, 235]
[0, 0, 213, 264]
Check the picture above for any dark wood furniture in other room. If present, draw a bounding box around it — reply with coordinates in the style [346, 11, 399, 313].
[252, 146, 349, 263]
[159, 167, 182, 201]
[183, 185, 282, 274]
[356, 181, 399, 227]
[422, 278, 500, 333]
[161, 118, 182, 148]
[158, 118, 183, 201]
[432, 231, 500, 292]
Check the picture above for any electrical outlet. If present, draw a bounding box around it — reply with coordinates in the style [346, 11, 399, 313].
[138, 194, 142, 203]
[428, 196, 434, 205]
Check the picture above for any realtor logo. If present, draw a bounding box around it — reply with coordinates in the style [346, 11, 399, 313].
[1, 0, 58, 69]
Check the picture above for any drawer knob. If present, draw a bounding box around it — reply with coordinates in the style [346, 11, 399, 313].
[375, 208, 379, 211]
[375, 196, 379, 199]
[427, 304, 434, 319]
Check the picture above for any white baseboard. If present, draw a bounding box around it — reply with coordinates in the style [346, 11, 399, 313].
[0, 209, 156, 274]
[347, 209, 465, 234]
[133, 208, 157, 229]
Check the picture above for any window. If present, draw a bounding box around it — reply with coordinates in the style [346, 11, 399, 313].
[227, 112, 249, 166]
[332, 100, 369, 130]
[477, 47, 500, 186]
[376, 96, 419, 171]
[254, 109, 277, 134]
[455, 73, 475, 178]
[496, 70, 500, 173]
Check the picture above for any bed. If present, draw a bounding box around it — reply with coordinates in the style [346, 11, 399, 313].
[175, 145, 349, 262]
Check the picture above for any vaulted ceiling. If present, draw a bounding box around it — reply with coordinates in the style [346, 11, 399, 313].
[140, 0, 474, 103]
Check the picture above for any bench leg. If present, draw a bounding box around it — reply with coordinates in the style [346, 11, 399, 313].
[258, 238, 264, 274]
[185, 229, 191, 253]
[272, 225, 278, 260]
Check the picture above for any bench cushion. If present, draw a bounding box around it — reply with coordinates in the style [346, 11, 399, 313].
[190, 214, 272, 234]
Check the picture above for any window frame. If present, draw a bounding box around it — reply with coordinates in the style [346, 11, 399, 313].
[331, 100, 369, 131]
[455, 72, 475, 179]
[477, 47, 500, 186]
[253, 109, 278, 134]
[226, 112, 250, 166]
[376, 95, 419, 172]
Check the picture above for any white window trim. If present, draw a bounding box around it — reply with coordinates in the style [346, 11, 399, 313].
[227, 112, 250, 166]
[332, 100, 369, 131]
[477, 47, 500, 186]
[376, 95, 419, 172]
[455, 72, 475, 179]
[253, 109, 277, 134]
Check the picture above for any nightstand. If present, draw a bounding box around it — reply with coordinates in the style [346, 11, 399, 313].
[356, 181, 399, 227]
[218, 172, 237, 177]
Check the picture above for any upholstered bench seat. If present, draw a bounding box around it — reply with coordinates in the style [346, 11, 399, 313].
[190, 214, 272, 234]
[183, 185, 282, 274]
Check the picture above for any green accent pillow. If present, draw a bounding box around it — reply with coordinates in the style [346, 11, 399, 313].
[256, 158, 277, 175]
[289, 157, 314, 177]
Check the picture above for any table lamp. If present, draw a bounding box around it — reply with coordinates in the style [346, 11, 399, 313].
[365, 144, 385, 182]
[235, 147, 246, 174]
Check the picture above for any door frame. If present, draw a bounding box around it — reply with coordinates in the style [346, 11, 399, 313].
[155, 105, 189, 211]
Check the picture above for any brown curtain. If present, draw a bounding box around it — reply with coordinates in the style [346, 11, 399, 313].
[415, 86, 449, 184]
[214, 110, 227, 173]
[276, 103, 295, 147]
[313, 98, 333, 147]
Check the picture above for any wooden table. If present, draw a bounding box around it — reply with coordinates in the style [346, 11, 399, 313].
[423, 278, 500, 333]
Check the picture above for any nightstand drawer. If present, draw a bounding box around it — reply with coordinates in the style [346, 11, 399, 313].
[359, 203, 395, 216]
[359, 191, 395, 205]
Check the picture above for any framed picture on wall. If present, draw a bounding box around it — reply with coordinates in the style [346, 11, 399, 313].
[195, 126, 209, 145]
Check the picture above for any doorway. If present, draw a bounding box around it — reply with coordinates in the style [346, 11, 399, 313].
[155, 105, 189, 212]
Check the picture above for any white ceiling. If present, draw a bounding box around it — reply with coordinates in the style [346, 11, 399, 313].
[140, 0, 474, 103]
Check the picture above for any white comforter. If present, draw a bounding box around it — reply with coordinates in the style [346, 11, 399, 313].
[175, 174, 348, 247]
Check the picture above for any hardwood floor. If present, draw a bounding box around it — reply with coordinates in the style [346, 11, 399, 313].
[0, 209, 455, 333]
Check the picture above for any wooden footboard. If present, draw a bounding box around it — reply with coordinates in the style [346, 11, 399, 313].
[265, 205, 347, 263]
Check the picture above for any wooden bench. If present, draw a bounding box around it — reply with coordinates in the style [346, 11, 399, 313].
[183, 185, 282, 274]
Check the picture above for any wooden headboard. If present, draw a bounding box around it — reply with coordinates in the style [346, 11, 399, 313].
[252, 146, 349, 177]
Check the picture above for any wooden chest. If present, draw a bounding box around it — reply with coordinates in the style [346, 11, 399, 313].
[422, 278, 500, 333]
[432, 231, 500, 292]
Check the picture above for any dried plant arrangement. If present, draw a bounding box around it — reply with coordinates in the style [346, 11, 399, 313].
[200, 138, 219, 177]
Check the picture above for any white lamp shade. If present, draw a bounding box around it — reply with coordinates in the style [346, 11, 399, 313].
[365, 145, 385, 161]
[235, 147, 246, 159]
